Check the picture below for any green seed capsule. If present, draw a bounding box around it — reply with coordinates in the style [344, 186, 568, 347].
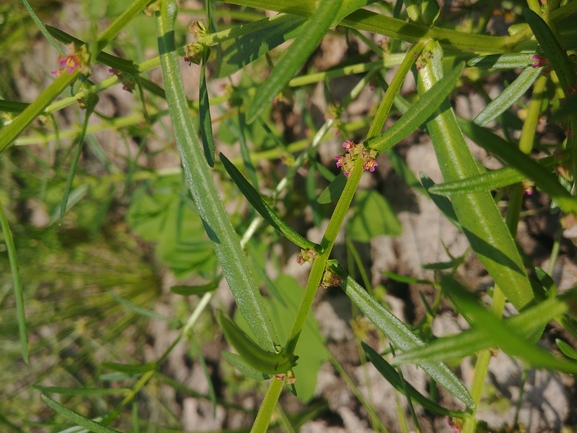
[217, 310, 298, 375]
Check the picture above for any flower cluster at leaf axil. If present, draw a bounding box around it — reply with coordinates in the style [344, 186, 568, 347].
[335, 140, 378, 177]
[51, 43, 91, 77]
[296, 249, 318, 265]
[320, 270, 343, 289]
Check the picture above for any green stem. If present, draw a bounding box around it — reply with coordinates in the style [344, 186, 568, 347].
[520, 75, 548, 154]
[249, 378, 284, 433]
[461, 350, 491, 433]
[286, 158, 365, 354]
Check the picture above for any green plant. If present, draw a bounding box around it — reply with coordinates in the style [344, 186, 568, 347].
[1, 0, 577, 432]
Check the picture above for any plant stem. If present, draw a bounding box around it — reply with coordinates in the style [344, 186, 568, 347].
[249, 377, 284, 433]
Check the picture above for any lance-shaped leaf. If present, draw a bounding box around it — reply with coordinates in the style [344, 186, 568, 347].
[417, 41, 533, 310]
[157, 0, 278, 351]
[216, 14, 305, 78]
[393, 288, 573, 364]
[362, 343, 466, 417]
[556, 339, 577, 360]
[473, 66, 542, 127]
[109, 292, 181, 327]
[327, 261, 474, 408]
[524, 8, 576, 93]
[34, 386, 129, 396]
[220, 152, 321, 252]
[467, 53, 536, 69]
[366, 63, 464, 153]
[42, 395, 121, 433]
[245, 0, 342, 123]
[199, 47, 215, 167]
[318, 173, 348, 204]
[438, 274, 577, 374]
[170, 280, 219, 296]
[457, 118, 577, 214]
[427, 155, 560, 195]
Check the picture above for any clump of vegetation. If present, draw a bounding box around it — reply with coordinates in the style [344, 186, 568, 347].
[1, 0, 577, 432]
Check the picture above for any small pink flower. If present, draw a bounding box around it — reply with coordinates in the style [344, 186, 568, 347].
[363, 158, 378, 172]
[531, 54, 548, 68]
[342, 139, 355, 152]
[51, 43, 90, 77]
[335, 155, 343, 168]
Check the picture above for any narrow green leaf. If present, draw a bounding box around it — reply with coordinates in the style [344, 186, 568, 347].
[428, 167, 524, 194]
[49, 184, 89, 226]
[556, 339, 577, 360]
[157, 0, 278, 351]
[362, 343, 465, 417]
[524, 8, 577, 93]
[59, 93, 98, 225]
[33, 386, 129, 396]
[331, 0, 371, 27]
[41, 395, 121, 433]
[21, 0, 65, 55]
[328, 261, 474, 407]
[0, 200, 28, 363]
[403, 0, 439, 26]
[417, 41, 533, 310]
[222, 0, 530, 53]
[109, 292, 181, 327]
[0, 100, 29, 114]
[170, 281, 218, 296]
[382, 271, 435, 286]
[467, 53, 536, 69]
[440, 274, 577, 374]
[317, 173, 348, 204]
[221, 351, 269, 381]
[101, 362, 157, 374]
[457, 118, 577, 214]
[394, 289, 571, 364]
[366, 63, 464, 153]
[220, 152, 321, 252]
[199, 47, 215, 167]
[245, 0, 343, 123]
[473, 66, 542, 127]
[216, 15, 305, 78]
[427, 155, 561, 194]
